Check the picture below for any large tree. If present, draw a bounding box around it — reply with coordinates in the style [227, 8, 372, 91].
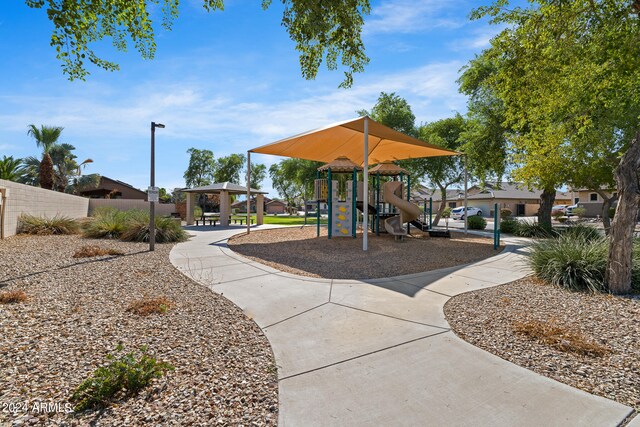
[269, 158, 322, 208]
[26, 124, 63, 190]
[0, 156, 24, 181]
[214, 154, 246, 184]
[403, 115, 467, 226]
[475, 0, 640, 293]
[183, 148, 216, 188]
[358, 92, 416, 136]
[249, 163, 267, 190]
[25, 0, 370, 87]
[457, 53, 508, 185]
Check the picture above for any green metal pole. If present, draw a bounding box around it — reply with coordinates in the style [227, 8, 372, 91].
[429, 197, 433, 230]
[328, 168, 332, 239]
[493, 203, 500, 250]
[316, 170, 320, 237]
[376, 173, 380, 235]
[407, 174, 411, 234]
[352, 168, 357, 238]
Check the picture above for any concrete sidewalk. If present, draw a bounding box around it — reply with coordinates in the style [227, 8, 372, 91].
[170, 226, 634, 427]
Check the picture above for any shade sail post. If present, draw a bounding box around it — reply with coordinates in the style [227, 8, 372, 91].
[363, 117, 369, 251]
[464, 154, 468, 235]
[246, 151, 251, 235]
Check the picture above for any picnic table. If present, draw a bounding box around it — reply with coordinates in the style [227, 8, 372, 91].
[195, 214, 255, 226]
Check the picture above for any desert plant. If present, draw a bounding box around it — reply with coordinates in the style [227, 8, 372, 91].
[18, 214, 80, 235]
[514, 221, 556, 238]
[73, 245, 125, 258]
[552, 210, 564, 221]
[126, 297, 175, 316]
[500, 208, 512, 219]
[513, 319, 610, 357]
[467, 215, 487, 230]
[528, 234, 609, 292]
[572, 207, 587, 218]
[442, 207, 452, 218]
[120, 215, 187, 243]
[83, 208, 128, 238]
[560, 224, 601, 242]
[70, 345, 173, 411]
[0, 290, 27, 304]
[500, 218, 519, 234]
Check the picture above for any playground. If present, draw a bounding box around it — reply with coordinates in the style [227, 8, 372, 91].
[227, 227, 500, 280]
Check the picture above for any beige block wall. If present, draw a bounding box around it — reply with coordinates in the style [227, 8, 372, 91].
[0, 179, 89, 238]
[88, 199, 176, 216]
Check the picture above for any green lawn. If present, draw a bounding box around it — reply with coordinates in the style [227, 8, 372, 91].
[262, 215, 327, 226]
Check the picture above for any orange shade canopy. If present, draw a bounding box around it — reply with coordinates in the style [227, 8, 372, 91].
[249, 116, 459, 164]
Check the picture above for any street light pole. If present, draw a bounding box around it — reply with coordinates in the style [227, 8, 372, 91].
[150, 121, 165, 251]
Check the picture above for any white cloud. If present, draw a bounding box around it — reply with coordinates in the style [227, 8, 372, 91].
[364, 0, 465, 35]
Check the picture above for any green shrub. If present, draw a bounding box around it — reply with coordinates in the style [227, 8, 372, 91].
[18, 214, 80, 235]
[121, 215, 187, 243]
[572, 207, 587, 218]
[560, 224, 601, 241]
[500, 218, 519, 234]
[500, 208, 512, 219]
[529, 234, 609, 292]
[442, 207, 452, 218]
[84, 209, 187, 243]
[83, 208, 128, 238]
[467, 215, 487, 230]
[70, 345, 173, 411]
[514, 221, 556, 238]
[194, 206, 203, 218]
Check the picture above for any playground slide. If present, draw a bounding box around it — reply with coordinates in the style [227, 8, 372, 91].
[383, 181, 421, 236]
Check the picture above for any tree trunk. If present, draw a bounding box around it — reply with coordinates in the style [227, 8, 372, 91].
[538, 187, 556, 229]
[39, 153, 54, 190]
[596, 189, 617, 235]
[605, 130, 640, 294]
[432, 186, 447, 226]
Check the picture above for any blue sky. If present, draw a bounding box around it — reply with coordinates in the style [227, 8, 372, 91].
[0, 0, 502, 198]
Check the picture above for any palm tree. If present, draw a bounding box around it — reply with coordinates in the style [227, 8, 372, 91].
[49, 143, 93, 191]
[27, 124, 63, 190]
[0, 156, 24, 181]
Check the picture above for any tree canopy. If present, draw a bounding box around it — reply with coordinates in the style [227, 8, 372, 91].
[184, 148, 215, 188]
[269, 158, 321, 207]
[214, 154, 246, 184]
[26, 0, 370, 87]
[358, 92, 416, 136]
[473, 0, 640, 293]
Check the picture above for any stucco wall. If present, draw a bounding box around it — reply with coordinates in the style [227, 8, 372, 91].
[88, 199, 176, 216]
[0, 179, 89, 238]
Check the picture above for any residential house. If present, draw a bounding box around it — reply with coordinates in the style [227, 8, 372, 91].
[411, 182, 571, 217]
[77, 176, 147, 200]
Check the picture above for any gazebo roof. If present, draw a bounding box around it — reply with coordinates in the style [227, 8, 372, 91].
[317, 156, 363, 172]
[368, 162, 409, 176]
[181, 182, 267, 195]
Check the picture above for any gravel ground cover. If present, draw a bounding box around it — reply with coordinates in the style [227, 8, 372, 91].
[444, 278, 639, 410]
[228, 227, 501, 280]
[0, 235, 278, 426]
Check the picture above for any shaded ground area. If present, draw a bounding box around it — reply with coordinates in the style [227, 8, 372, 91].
[0, 235, 277, 426]
[227, 227, 501, 279]
[444, 278, 640, 409]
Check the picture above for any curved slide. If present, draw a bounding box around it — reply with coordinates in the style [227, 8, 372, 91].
[383, 181, 421, 236]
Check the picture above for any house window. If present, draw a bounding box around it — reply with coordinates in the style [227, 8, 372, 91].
[590, 193, 598, 201]
[448, 202, 456, 208]
[574, 197, 579, 204]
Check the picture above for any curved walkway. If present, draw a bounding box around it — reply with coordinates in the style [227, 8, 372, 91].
[170, 226, 633, 426]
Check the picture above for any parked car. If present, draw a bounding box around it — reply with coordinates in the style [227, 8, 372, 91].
[451, 206, 483, 220]
[551, 205, 569, 215]
[565, 204, 579, 216]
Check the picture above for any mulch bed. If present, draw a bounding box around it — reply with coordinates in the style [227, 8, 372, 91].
[444, 278, 640, 410]
[0, 235, 277, 426]
[228, 227, 501, 279]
